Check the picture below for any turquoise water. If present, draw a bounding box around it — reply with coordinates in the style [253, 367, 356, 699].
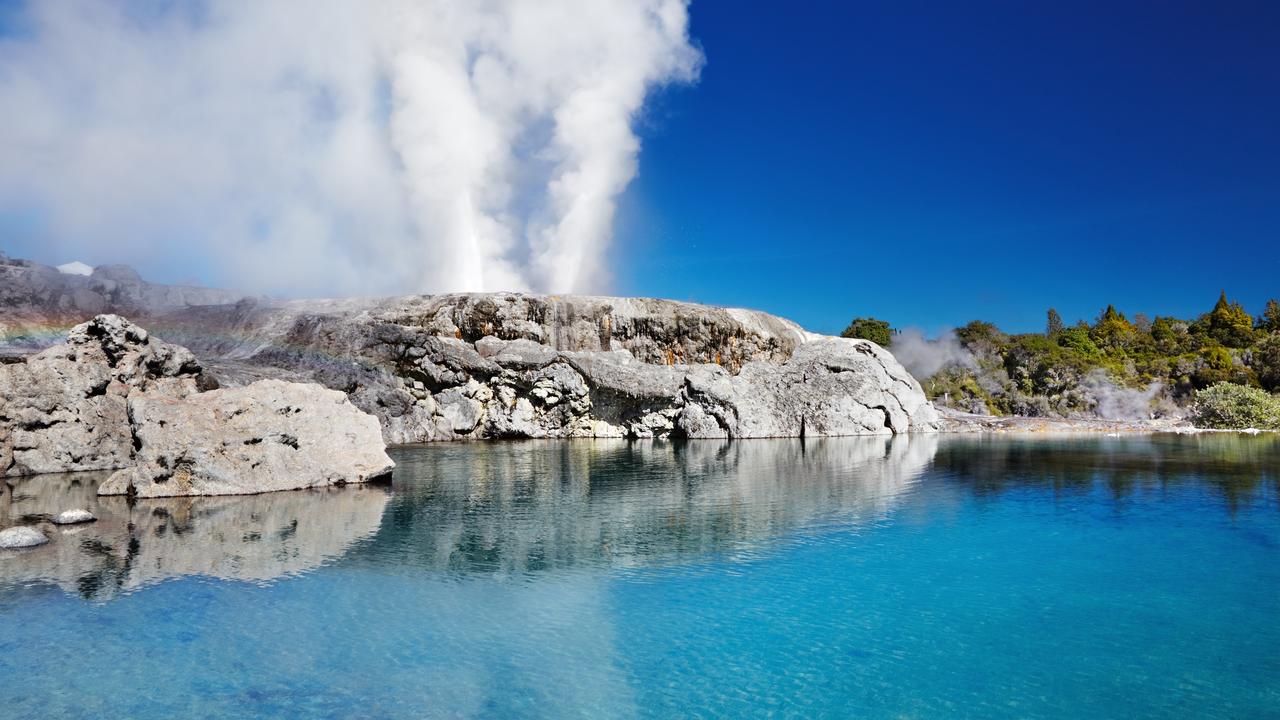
[1, 435, 1278, 718]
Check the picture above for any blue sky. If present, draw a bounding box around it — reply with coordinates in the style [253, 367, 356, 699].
[2, 1, 1278, 335]
[612, 0, 1280, 334]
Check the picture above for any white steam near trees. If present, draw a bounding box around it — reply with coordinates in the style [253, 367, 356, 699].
[0, 1, 701, 295]
[889, 328, 975, 381]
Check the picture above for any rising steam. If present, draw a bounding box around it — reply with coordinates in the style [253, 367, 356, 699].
[0, 1, 701, 296]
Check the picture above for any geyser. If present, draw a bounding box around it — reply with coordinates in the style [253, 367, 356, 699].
[0, 0, 702, 296]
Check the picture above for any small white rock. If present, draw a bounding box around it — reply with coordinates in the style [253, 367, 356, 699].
[0, 526, 49, 549]
[53, 509, 97, 525]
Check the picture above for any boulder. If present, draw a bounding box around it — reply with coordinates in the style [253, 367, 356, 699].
[0, 314, 207, 476]
[98, 379, 394, 497]
[0, 526, 49, 549]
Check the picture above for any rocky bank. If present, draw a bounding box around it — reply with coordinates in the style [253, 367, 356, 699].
[0, 314, 394, 495]
[2, 255, 940, 451]
[155, 292, 941, 442]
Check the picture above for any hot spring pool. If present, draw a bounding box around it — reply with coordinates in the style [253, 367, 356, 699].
[1, 434, 1277, 718]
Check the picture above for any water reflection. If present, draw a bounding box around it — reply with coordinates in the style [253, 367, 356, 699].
[366, 435, 938, 574]
[5, 433, 1274, 603]
[933, 433, 1280, 511]
[0, 473, 390, 600]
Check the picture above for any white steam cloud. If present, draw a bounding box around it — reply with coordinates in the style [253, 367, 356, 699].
[1079, 370, 1162, 421]
[890, 328, 975, 381]
[0, 1, 700, 296]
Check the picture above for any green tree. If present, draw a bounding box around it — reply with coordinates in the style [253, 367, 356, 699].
[1091, 305, 1135, 354]
[1046, 308, 1064, 336]
[841, 317, 893, 346]
[956, 320, 1005, 349]
[1258, 299, 1280, 333]
[1056, 325, 1101, 358]
[1150, 316, 1190, 355]
[1254, 332, 1280, 392]
[1201, 291, 1255, 348]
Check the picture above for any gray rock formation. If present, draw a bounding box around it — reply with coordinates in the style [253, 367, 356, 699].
[0, 314, 207, 477]
[159, 293, 940, 442]
[1, 254, 939, 442]
[98, 379, 394, 498]
[2, 313, 394, 497]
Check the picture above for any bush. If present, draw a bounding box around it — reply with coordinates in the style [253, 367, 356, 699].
[1191, 383, 1280, 430]
[841, 317, 893, 346]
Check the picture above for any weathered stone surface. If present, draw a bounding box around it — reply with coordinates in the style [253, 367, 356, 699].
[0, 314, 207, 477]
[1, 255, 940, 443]
[147, 292, 940, 441]
[52, 509, 96, 525]
[0, 525, 48, 549]
[98, 379, 394, 497]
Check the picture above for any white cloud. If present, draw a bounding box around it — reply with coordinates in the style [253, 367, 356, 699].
[0, 0, 700, 296]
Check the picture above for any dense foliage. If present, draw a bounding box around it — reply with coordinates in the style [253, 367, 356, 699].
[840, 317, 893, 346]
[852, 293, 1280, 422]
[1191, 383, 1280, 430]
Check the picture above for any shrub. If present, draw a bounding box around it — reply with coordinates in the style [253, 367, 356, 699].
[841, 317, 893, 346]
[1191, 383, 1280, 430]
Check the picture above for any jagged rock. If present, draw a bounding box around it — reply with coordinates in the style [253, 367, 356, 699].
[0, 314, 207, 476]
[1, 253, 940, 442]
[0, 525, 48, 548]
[98, 379, 394, 498]
[52, 509, 95, 525]
[151, 292, 940, 440]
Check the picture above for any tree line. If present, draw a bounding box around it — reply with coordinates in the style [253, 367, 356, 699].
[842, 294, 1280, 424]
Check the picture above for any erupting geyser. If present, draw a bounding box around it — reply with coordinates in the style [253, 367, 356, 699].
[0, 0, 702, 296]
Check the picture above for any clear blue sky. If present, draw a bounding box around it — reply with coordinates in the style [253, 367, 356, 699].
[612, 0, 1280, 334]
[2, 1, 1277, 335]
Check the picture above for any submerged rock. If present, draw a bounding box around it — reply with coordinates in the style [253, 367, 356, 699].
[52, 509, 96, 525]
[98, 379, 394, 497]
[0, 525, 49, 549]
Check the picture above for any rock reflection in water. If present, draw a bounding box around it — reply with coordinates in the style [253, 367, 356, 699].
[373, 435, 939, 574]
[0, 472, 390, 600]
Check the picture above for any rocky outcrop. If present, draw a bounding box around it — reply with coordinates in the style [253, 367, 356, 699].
[98, 379, 393, 498]
[0, 314, 207, 477]
[1, 314, 394, 496]
[1, 255, 939, 442]
[160, 293, 941, 441]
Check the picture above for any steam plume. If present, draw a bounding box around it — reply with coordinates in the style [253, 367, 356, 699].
[891, 328, 975, 381]
[0, 1, 701, 296]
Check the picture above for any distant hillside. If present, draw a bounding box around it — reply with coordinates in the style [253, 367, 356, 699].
[841, 295, 1280, 420]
